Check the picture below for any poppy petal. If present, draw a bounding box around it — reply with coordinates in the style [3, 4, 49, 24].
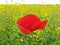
[19, 26, 31, 34]
[38, 20, 47, 29]
[17, 14, 41, 30]
[31, 21, 41, 30]
[17, 18, 31, 34]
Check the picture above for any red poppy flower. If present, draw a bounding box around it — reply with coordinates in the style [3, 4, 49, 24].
[17, 14, 47, 34]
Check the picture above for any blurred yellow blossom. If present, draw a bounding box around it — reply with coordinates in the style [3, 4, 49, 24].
[56, 27, 60, 32]
[55, 28, 58, 32]
[0, 6, 5, 10]
[36, 36, 39, 38]
[20, 39, 23, 42]
[44, 12, 49, 16]
[32, 34, 36, 37]
[57, 27, 60, 30]
[29, 35, 33, 38]
[46, 29, 50, 32]
[12, 15, 18, 20]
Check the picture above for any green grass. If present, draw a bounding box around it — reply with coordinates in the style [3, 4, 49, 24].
[0, 5, 60, 45]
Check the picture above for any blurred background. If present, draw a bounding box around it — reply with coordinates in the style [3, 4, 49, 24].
[0, 0, 60, 45]
[0, 5, 60, 45]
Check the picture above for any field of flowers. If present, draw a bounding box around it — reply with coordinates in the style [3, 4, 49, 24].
[0, 5, 60, 45]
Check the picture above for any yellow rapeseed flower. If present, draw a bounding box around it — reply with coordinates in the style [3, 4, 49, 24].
[55, 29, 60, 34]
[46, 30, 50, 32]
[57, 27, 60, 30]
[36, 36, 39, 38]
[41, 11, 49, 17]
[29, 35, 33, 38]
[55, 28, 58, 32]
[44, 12, 49, 16]
[46, 18, 50, 20]
[0, 6, 5, 10]
[20, 39, 23, 42]
[12, 15, 18, 20]
[55, 27, 60, 32]
[32, 34, 36, 37]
